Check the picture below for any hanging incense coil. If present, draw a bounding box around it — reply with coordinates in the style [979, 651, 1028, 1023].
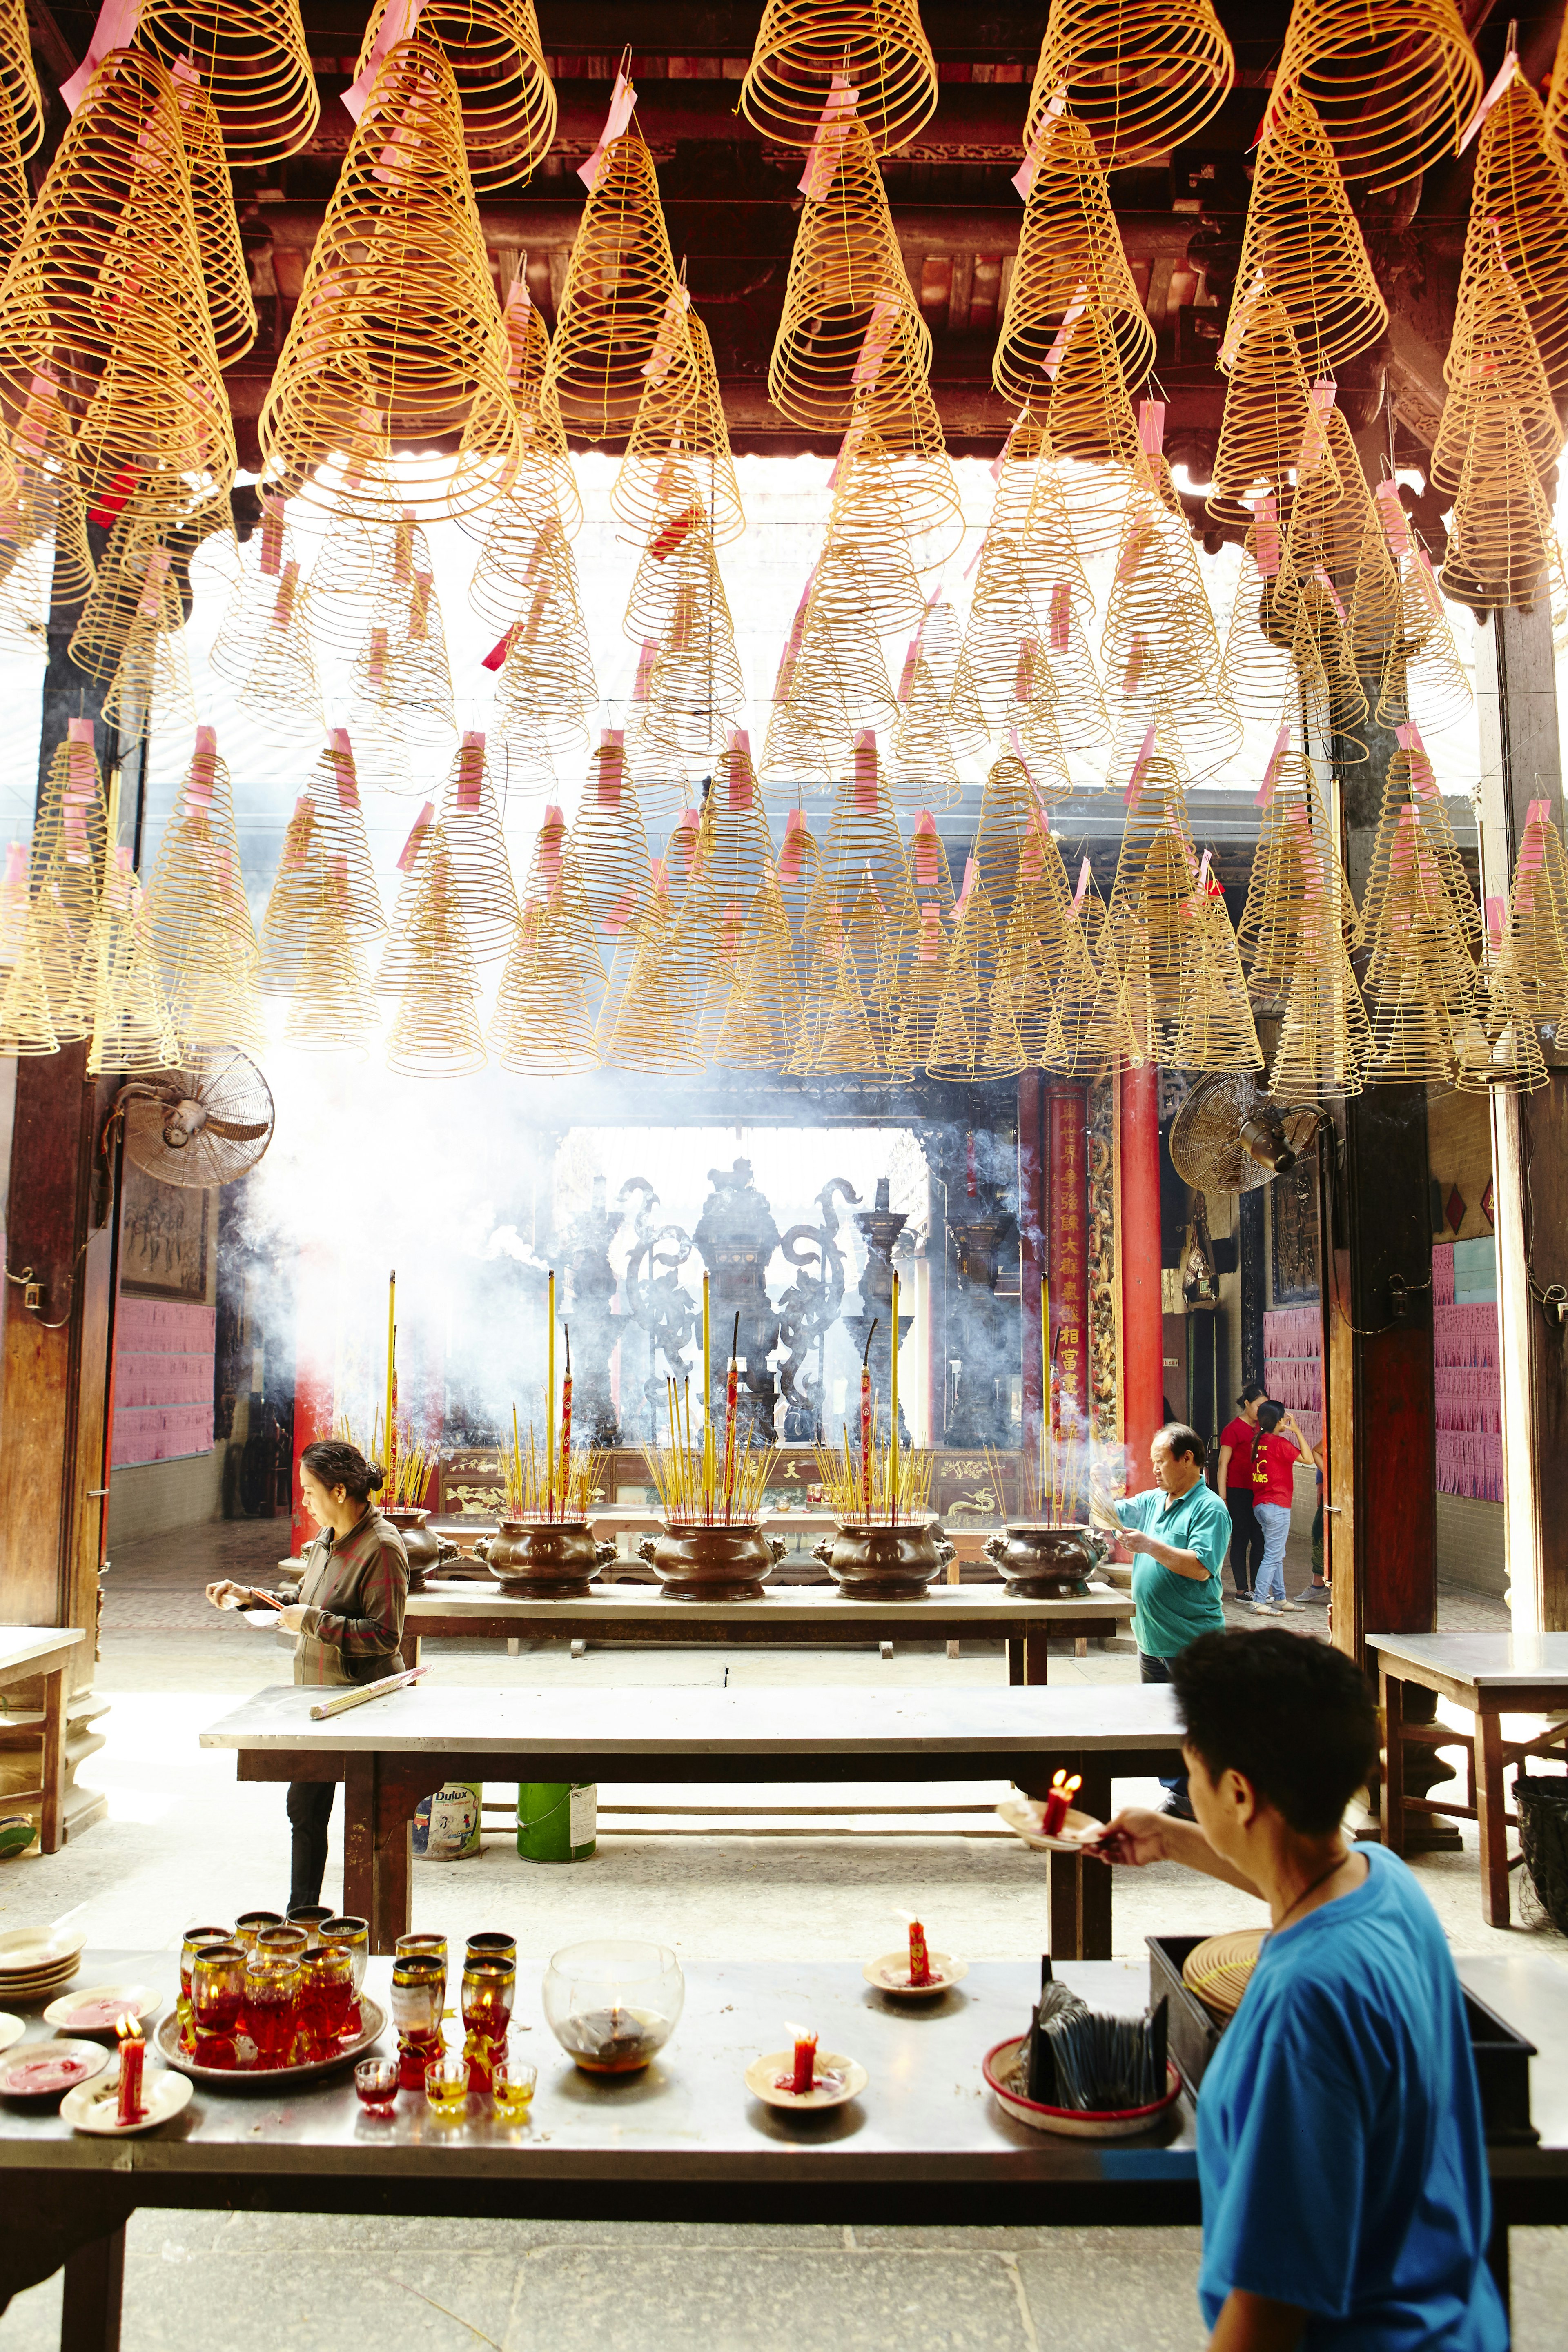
[695, 737, 778, 913]
[0, 49, 235, 526]
[739, 0, 938, 153]
[261, 39, 518, 520]
[970, 751, 1047, 949]
[1432, 246, 1563, 497]
[172, 63, 258, 366]
[772, 804, 823, 975]
[768, 109, 930, 438]
[490, 530, 599, 769]
[1207, 293, 1341, 533]
[208, 491, 323, 731]
[1025, 835, 1103, 1072]
[140, 731, 262, 1057]
[925, 876, 1025, 1081]
[136, 0, 318, 163]
[814, 432, 932, 638]
[1026, 0, 1233, 174]
[543, 119, 682, 443]
[354, 0, 555, 189]
[948, 533, 1053, 748]
[1215, 532, 1330, 735]
[1100, 484, 1234, 777]
[889, 621, 962, 809]
[489, 809, 604, 1071]
[806, 739, 918, 957]
[385, 838, 487, 1078]
[1267, 557, 1369, 761]
[1452, 67, 1568, 408]
[349, 567, 457, 750]
[0, 909, 60, 1054]
[0, 0, 42, 161]
[303, 733, 387, 941]
[1477, 800, 1568, 1031]
[596, 877, 713, 1070]
[996, 109, 1156, 406]
[714, 872, 804, 1071]
[1270, 0, 1482, 192]
[886, 894, 952, 1072]
[261, 798, 343, 997]
[623, 512, 747, 764]
[471, 491, 594, 665]
[0, 80, 29, 282]
[22, 720, 109, 1038]
[1362, 904, 1463, 1088]
[762, 548, 898, 792]
[1040, 300, 1176, 562]
[411, 732, 521, 966]
[83, 858, 182, 1076]
[1439, 395, 1563, 616]
[102, 608, 198, 739]
[1100, 753, 1202, 1064]
[298, 494, 432, 655]
[613, 303, 744, 550]
[1040, 859, 1113, 1072]
[66, 517, 184, 684]
[793, 874, 896, 1075]
[1358, 791, 1478, 1041]
[568, 734, 655, 937]
[1374, 551, 1474, 740]
[0, 377, 94, 607]
[1454, 926, 1549, 1096]
[1236, 742, 1337, 1002]
[1171, 875, 1263, 1074]
[1268, 901, 1371, 1099]
[1225, 87, 1387, 379]
[281, 908, 380, 1056]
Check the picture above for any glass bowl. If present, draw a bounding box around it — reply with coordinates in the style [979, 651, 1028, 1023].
[541, 1939, 684, 2073]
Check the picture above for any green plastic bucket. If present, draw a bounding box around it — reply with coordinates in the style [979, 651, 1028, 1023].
[518, 1781, 597, 1862]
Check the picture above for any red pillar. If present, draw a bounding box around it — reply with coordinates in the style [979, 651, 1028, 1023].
[1017, 1071, 1045, 1441]
[290, 1244, 336, 1553]
[1119, 1062, 1164, 1494]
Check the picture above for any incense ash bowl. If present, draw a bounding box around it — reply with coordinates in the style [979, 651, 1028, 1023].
[480, 1519, 615, 1599]
[384, 1508, 440, 1591]
[983, 1525, 1110, 1599]
[813, 1517, 953, 1600]
[637, 1522, 784, 1601]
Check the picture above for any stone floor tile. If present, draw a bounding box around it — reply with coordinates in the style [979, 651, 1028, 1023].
[1015, 2231, 1205, 2350]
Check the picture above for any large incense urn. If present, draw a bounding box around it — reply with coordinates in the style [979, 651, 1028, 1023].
[812, 1517, 954, 1601]
[384, 1507, 441, 1592]
[479, 1519, 616, 1599]
[982, 1524, 1109, 1599]
[637, 1523, 785, 1602]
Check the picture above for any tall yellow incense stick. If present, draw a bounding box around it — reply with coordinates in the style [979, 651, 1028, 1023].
[385, 1270, 396, 1481]
[889, 1270, 900, 1522]
[546, 1269, 556, 1520]
[1040, 1273, 1050, 1524]
[702, 1273, 712, 1508]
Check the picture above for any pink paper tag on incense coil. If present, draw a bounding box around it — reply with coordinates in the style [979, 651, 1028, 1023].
[185, 727, 218, 817]
[393, 511, 415, 587]
[853, 730, 878, 811]
[1122, 635, 1147, 695]
[641, 283, 691, 383]
[991, 410, 1028, 482]
[136, 547, 170, 619]
[342, 0, 429, 120]
[1124, 723, 1156, 807]
[632, 638, 657, 703]
[953, 855, 976, 920]
[1395, 722, 1438, 801]
[651, 505, 701, 563]
[455, 731, 485, 813]
[481, 624, 519, 674]
[799, 75, 858, 203]
[1255, 724, 1291, 807]
[912, 810, 938, 889]
[1138, 400, 1166, 458]
[331, 728, 361, 808]
[60, 0, 145, 111]
[1219, 267, 1266, 366]
[1114, 513, 1153, 585]
[896, 639, 920, 704]
[1459, 46, 1519, 154]
[1014, 641, 1037, 703]
[1042, 283, 1087, 379]
[408, 571, 433, 642]
[1252, 492, 1280, 580]
[577, 64, 637, 187]
[1486, 894, 1507, 947]
[1012, 82, 1065, 199]
[777, 808, 809, 883]
[1375, 479, 1411, 558]
[1048, 581, 1070, 653]
[3, 842, 24, 887]
[853, 298, 900, 388]
[501, 277, 531, 387]
[1312, 564, 1348, 626]
[396, 802, 433, 873]
[283, 797, 314, 867]
[726, 731, 753, 811]
[597, 732, 625, 810]
[918, 903, 942, 962]
[538, 808, 565, 885]
[15, 374, 58, 463]
[1413, 549, 1445, 621]
[270, 559, 299, 630]
[259, 496, 285, 578]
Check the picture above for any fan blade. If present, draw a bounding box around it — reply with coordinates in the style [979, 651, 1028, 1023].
[202, 1117, 273, 1144]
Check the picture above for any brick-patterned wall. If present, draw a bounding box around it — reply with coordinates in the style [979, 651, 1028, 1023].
[111, 1298, 215, 1467]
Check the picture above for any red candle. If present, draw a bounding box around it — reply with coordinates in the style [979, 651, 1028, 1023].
[788, 2031, 817, 2095]
[559, 1370, 572, 1511]
[1040, 1769, 1081, 1838]
[116, 2024, 145, 2126]
[907, 1918, 932, 1987]
[860, 1363, 872, 1518]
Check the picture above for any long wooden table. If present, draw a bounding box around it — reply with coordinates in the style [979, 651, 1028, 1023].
[200, 1681, 1184, 1957]
[4, 1949, 1564, 2351]
[1370, 1631, 1568, 1928]
[399, 1580, 1134, 1679]
[0, 1626, 85, 1856]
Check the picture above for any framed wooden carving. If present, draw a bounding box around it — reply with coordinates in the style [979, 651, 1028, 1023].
[119, 1160, 209, 1300]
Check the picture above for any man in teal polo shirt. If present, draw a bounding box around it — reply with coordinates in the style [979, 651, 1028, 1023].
[1103, 1422, 1231, 1819]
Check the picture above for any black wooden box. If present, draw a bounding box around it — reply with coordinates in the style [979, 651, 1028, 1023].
[1147, 1935, 1537, 2145]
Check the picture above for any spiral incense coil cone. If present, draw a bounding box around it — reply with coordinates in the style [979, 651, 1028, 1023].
[1270, 0, 1481, 193]
[414, 732, 521, 967]
[0, 377, 94, 607]
[595, 884, 710, 1071]
[1225, 87, 1386, 380]
[815, 425, 934, 638]
[792, 899, 885, 1075]
[1373, 551, 1473, 740]
[996, 109, 1156, 407]
[1352, 736, 1481, 967]
[102, 607, 198, 737]
[0, 87, 29, 283]
[488, 828, 605, 1074]
[279, 863, 380, 1056]
[350, 568, 458, 750]
[807, 740, 917, 965]
[1454, 939, 1550, 1096]
[559, 733, 654, 945]
[614, 305, 744, 550]
[925, 876, 1025, 1081]
[1452, 66, 1568, 407]
[0, 0, 42, 161]
[1438, 394, 1564, 616]
[66, 518, 184, 685]
[0, 49, 235, 528]
[27, 719, 109, 951]
[302, 733, 387, 942]
[1486, 804, 1568, 1031]
[1236, 743, 1347, 1006]
[1172, 874, 1263, 1074]
[135, 0, 318, 164]
[262, 39, 518, 519]
[1215, 529, 1327, 731]
[209, 493, 326, 733]
[887, 895, 951, 1072]
[948, 533, 1053, 747]
[834, 317, 962, 563]
[1039, 861, 1110, 1072]
[1360, 811, 1477, 1051]
[1040, 298, 1176, 562]
[889, 630, 962, 810]
[543, 102, 682, 443]
[260, 796, 330, 996]
[385, 841, 487, 1078]
[772, 806, 823, 967]
[0, 910, 60, 1054]
[740, 1, 938, 154]
[170, 63, 257, 366]
[989, 407, 1049, 545]
[1026, 0, 1233, 175]
[142, 729, 262, 1056]
[301, 494, 439, 655]
[487, 517, 597, 764]
[768, 107, 930, 437]
[625, 523, 747, 767]
[971, 752, 1049, 947]
[354, 0, 556, 190]
[1100, 483, 1233, 776]
[713, 873, 803, 1072]
[1432, 247, 1562, 498]
[84, 864, 182, 1076]
[1208, 294, 1342, 533]
[694, 738, 777, 915]
[1265, 560, 1368, 762]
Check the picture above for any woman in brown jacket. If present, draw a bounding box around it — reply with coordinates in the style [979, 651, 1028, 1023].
[207, 1439, 408, 1910]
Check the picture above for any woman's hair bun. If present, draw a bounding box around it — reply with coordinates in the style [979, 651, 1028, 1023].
[366, 1464, 386, 1492]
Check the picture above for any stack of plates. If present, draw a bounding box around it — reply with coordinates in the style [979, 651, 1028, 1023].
[0, 1927, 87, 2005]
[1181, 1929, 1264, 2019]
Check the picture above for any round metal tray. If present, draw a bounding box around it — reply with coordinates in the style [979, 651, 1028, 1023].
[154, 1996, 386, 2089]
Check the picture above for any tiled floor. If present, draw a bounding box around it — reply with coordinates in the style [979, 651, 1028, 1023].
[1, 1517, 1561, 2348]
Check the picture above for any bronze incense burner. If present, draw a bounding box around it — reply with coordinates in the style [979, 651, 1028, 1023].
[812, 1516, 954, 1600]
[636, 1522, 785, 1601]
[479, 1519, 616, 1599]
[982, 1524, 1110, 1599]
[384, 1507, 441, 1591]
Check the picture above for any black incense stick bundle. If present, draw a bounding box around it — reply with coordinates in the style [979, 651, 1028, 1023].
[1031, 1994, 1171, 2111]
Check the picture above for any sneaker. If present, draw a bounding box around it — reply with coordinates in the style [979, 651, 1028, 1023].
[1252, 1599, 1280, 1614]
[1279, 1599, 1306, 1613]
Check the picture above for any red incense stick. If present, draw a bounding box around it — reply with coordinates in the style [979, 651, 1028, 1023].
[559, 1325, 572, 1516]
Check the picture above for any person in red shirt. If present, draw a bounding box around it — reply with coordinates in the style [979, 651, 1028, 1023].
[1248, 1400, 1315, 1615]
[1216, 1384, 1266, 1600]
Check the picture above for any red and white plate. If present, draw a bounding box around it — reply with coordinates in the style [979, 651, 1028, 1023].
[0, 2040, 111, 2101]
[745, 2051, 868, 2111]
[43, 1983, 161, 2038]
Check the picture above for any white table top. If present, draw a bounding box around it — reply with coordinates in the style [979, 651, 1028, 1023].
[199, 1679, 1184, 1757]
[1367, 1631, 1568, 1692]
[407, 1581, 1132, 1624]
[0, 1624, 85, 1678]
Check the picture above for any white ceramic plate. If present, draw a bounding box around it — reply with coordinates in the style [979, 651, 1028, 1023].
[746, 2051, 868, 2111]
[62, 2063, 193, 2136]
[0, 2012, 24, 2055]
[862, 1951, 968, 2000]
[0, 1927, 87, 1976]
[0, 1965, 81, 2002]
[0, 2039, 111, 2100]
[44, 1983, 162, 2037]
[994, 1797, 1105, 1854]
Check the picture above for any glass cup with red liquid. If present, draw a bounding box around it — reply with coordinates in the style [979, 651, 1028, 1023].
[244, 1953, 301, 2069]
[355, 2056, 399, 2117]
[178, 1924, 232, 2054]
[460, 1957, 516, 2092]
[390, 1951, 445, 2091]
[298, 1946, 354, 2062]
[320, 1916, 369, 2034]
[190, 1942, 246, 2067]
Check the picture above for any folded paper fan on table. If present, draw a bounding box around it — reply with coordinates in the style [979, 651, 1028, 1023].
[739, 0, 938, 153]
[353, 0, 556, 190]
[259, 38, 517, 520]
[768, 106, 930, 439]
[1270, 0, 1481, 192]
[384, 840, 487, 1078]
[0, 48, 235, 528]
[1026, 0, 1233, 174]
[349, 572, 457, 751]
[995, 108, 1156, 407]
[613, 301, 743, 550]
[1222, 85, 1386, 380]
[543, 102, 682, 443]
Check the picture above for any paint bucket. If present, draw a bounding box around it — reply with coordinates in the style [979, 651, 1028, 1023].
[518, 1782, 597, 1862]
[412, 1781, 483, 1860]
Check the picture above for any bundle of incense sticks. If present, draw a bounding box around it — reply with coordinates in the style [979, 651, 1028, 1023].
[504, 1407, 604, 1521]
[338, 1412, 432, 1512]
[643, 1355, 779, 1525]
[813, 1428, 933, 1524]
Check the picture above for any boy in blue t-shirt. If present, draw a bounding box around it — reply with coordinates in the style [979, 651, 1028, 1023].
[1091, 1630, 1506, 2352]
